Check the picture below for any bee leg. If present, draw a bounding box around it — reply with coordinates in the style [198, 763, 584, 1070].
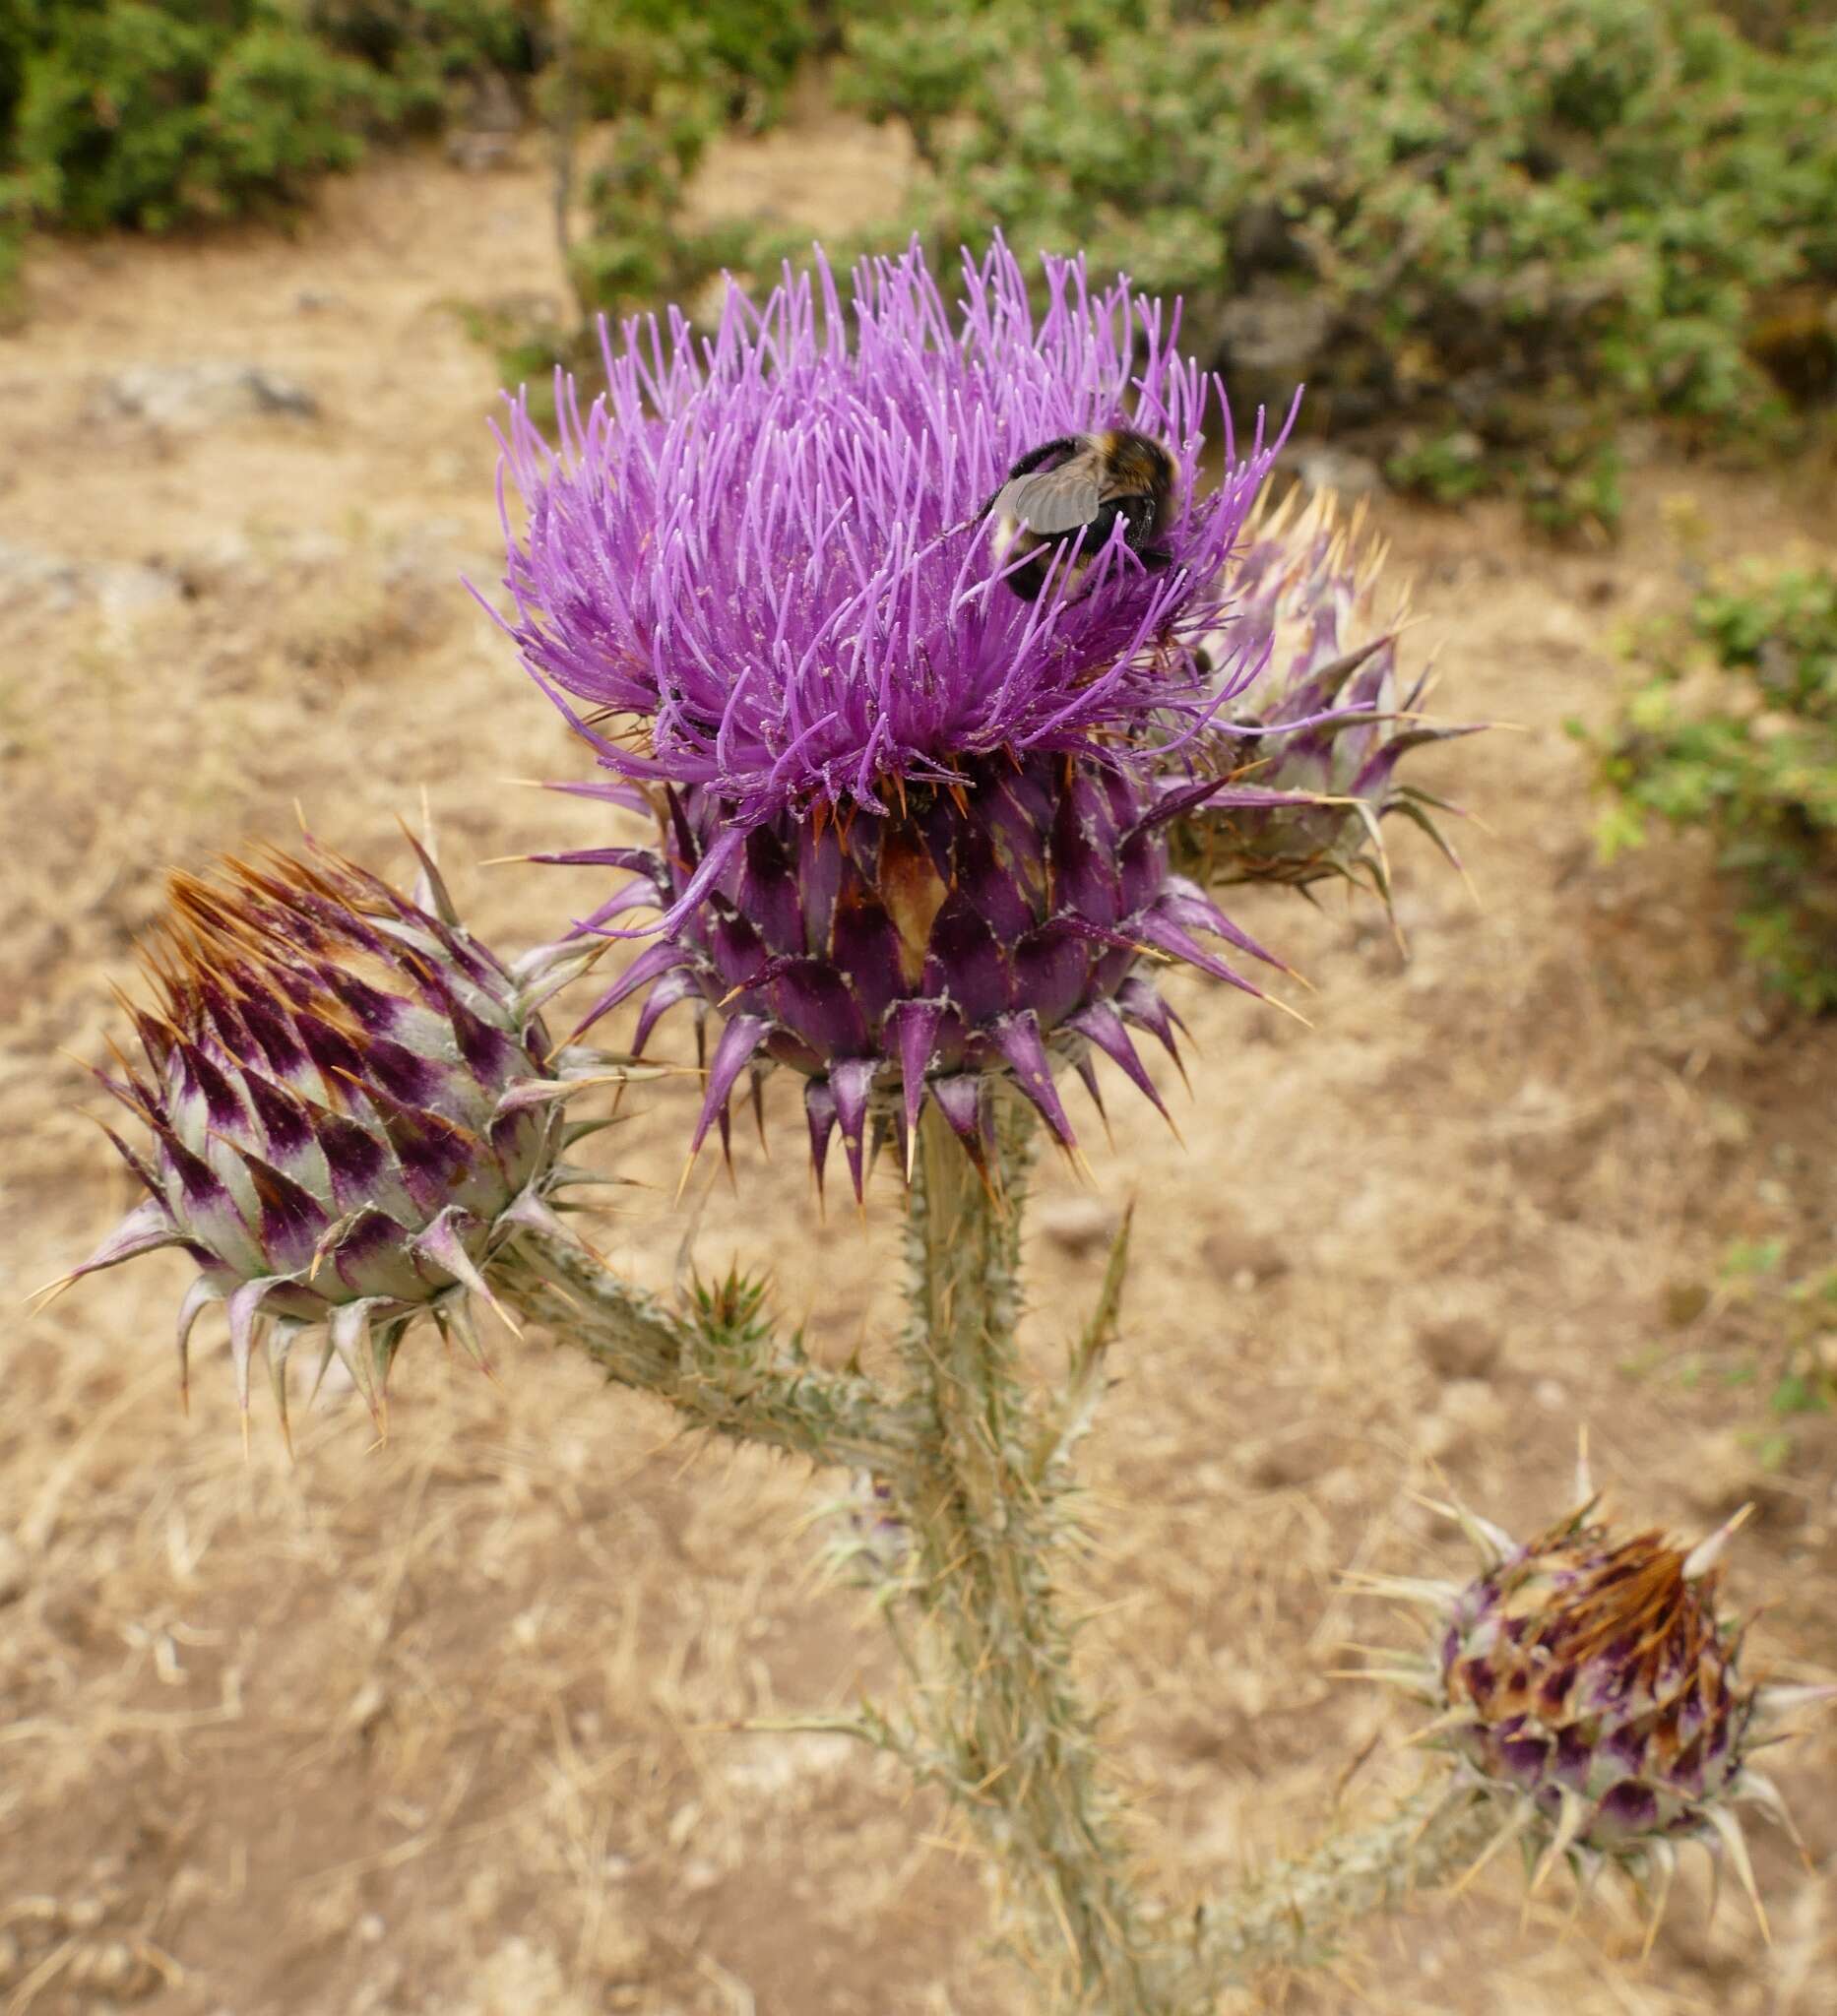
[1082, 501, 1168, 582]
[1109, 492, 1167, 554]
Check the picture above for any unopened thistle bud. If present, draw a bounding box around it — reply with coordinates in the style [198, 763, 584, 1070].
[1361, 1489, 1830, 1937]
[42, 836, 618, 1440]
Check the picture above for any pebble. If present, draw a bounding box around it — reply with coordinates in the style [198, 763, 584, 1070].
[1035, 1195, 1117, 1257]
[0, 1532, 26, 1606]
[88, 362, 318, 430]
[1200, 1227, 1290, 1289]
[1292, 445, 1386, 498]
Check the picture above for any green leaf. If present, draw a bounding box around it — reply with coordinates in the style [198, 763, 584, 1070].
[1769, 1370, 1829, 1417]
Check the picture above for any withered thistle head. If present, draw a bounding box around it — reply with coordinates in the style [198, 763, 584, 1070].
[1174, 489, 1480, 913]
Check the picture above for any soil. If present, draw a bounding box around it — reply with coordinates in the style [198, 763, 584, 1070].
[1, 127, 1834, 2016]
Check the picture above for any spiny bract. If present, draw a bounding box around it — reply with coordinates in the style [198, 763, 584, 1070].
[45, 837, 606, 1438]
[548, 754, 1280, 1194]
[1176, 489, 1480, 911]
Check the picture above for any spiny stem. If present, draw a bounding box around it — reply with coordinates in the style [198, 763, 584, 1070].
[501, 1231, 921, 1476]
[507, 1162, 1515, 2014]
[894, 1099, 1159, 2010]
[1171, 1785, 1499, 1994]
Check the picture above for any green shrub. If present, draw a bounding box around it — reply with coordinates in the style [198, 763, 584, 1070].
[0, 0, 813, 338]
[305, 0, 538, 114]
[3, 4, 387, 231]
[1589, 563, 1837, 1009]
[555, 0, 813, 325]
[0, 0, 543, 239]
[835, 0, 1837, 532]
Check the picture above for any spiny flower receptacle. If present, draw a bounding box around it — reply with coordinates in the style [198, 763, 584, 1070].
[42, 837, 617, 1440]
[493, 238, 1295, 1181]
[1174, 489, 1480, 913]
[1357, 1487, 1831, 1937]
[549, 753, 1279, 1195]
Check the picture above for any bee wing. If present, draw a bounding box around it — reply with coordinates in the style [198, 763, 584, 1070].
[994, 463, 1104, 536]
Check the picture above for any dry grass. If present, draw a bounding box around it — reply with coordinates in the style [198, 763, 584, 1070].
[1, 130, 1835, 2016]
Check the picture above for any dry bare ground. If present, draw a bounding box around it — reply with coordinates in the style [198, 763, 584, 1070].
[2, 128, 1835, 2016]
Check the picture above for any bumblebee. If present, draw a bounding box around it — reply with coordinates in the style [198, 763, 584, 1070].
[984, 429, 1179, 601]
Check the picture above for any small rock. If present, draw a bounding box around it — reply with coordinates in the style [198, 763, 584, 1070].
[0, 1532, 29, 1606]
[1663, 1280, 1710, 1329]
[1419, 1379, 1510, 1465]
[446, 131, 517, 172]
[89, 362, 318, 430]
[1035, 1196, 1117, 1257]
[0, 541, 184, 620]
[0, 539, 84, 612]
[95, 561, 185, 621]
[1417, 1319, 1500, 1381]
[1217, 284, 1334, 379]
[1292, 445, 1385, 499]
[1534, 1378, 1568, 1413]
[1200, 1227, 1290, 1289]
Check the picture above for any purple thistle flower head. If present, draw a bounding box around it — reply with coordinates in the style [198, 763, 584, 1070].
[496, 237, 1286, 875]
[490, 239, 1298, 1180]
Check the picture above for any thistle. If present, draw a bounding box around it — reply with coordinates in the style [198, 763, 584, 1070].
[41, 837, 609, 1438]
[491, 239, 1294, 1182]
[835, 1471, 913, 1588]
[1362, 1487, 1829, 1937]
[1174, 489, 1480, 911]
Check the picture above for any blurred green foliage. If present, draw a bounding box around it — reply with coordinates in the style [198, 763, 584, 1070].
[1718, 1239, 1835, 1473]
[0, 0, 545, 237]
[3, 0, 1833, 536]
[557, 0, 810, 325]
[5, 6, 374, 232]
[0, 0, 811, 351]
[835, 0, 1837, 532]
[1589, 563, 1837, 1009]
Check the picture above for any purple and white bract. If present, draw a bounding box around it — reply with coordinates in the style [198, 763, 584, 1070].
[493, 239, 1296, 1181]
[43, 841, 601, 1438]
